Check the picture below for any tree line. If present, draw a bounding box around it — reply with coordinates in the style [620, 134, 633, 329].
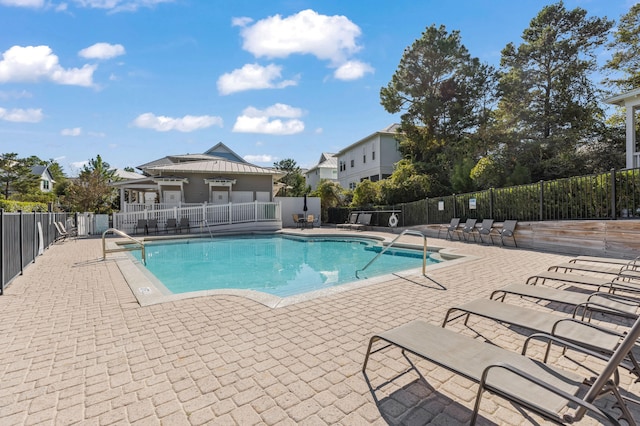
[307, 1, 640, 215]
[0, 153, 121, 213]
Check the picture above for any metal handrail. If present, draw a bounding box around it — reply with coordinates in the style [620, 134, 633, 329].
[356, 229, 427, 278]
[102, 228, 146, 265]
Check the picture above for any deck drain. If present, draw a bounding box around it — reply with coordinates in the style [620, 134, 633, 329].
[138, 287, 152, 294]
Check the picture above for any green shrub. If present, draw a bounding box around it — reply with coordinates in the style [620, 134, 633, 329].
[0, 199, 48, 212]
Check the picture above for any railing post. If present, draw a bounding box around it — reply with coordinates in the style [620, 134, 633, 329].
[611, 168, 617, 220]
[228, 203, 232, 224]
[425, 197, 429, 225]
[19, 210, 24, 276]
[489, 188, 494, 220]
[539, 180, 544, 221]
[255, 200, 258, 222]
[452, 194, 457, 218]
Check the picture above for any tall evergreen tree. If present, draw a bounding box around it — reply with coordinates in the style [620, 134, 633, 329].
[497, 1, 613, 180]
[604, 3, 640, 91]
[380, 24, 497, 194]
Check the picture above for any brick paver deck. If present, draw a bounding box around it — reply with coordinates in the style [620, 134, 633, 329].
[1, 228, 638, 425]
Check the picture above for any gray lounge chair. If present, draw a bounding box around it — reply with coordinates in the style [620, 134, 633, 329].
[549, 260, 638, 277]
[165, 218, 177, 233]
[53, 221, 68, 242]
[475, 219, 494, 244]
[135, 219, 147, 235]
[527, 270, 640, 296]
[438, 218, 460, 240]
[490, 283, 640, 320]
[363, 314, 640, 425]
[457, 218, 477, 242]
[495, 220, 517, 247]
[443, 298, 640, 379]
[570, 255, 640, 267]
[178, 217, 190, 233]
[147, 219, 158, 234]
[337, 213, 359, 229]
[350, 213, 372, 231]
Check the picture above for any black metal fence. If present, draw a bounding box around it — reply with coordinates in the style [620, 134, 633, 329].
[1, 210, 69, 294]
[329, 167, 640, 227]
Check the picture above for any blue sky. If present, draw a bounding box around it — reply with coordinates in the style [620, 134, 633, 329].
[0, 0, 635, 176]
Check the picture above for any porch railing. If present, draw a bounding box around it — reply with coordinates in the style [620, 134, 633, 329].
[123, 202, 203, 213]
[113, 201, 281, 234]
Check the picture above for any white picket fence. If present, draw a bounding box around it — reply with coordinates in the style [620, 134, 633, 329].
[113, 201, 281, 235]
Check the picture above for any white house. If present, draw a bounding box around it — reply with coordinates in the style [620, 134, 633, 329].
[605, 88, 640, 169]
[30, 165, 55, 193]
[304, 153, 338, 190]
[336, 124, 402, 190]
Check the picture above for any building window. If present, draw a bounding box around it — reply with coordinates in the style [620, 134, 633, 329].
[42, 180, 49, 190]
[372, 151, 375, 160]
[350, 159, 354, 168]
[363, 155, 366, 163]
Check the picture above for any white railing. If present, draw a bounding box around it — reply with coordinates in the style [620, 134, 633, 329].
[124, 202, 202, 213]
[113, 201, 281, 234]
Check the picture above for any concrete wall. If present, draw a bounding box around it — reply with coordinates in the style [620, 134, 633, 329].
[275, 197, 321, 228]
[417, 219, 640, 258]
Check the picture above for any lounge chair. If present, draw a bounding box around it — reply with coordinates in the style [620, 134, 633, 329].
[457, 218, 477, 242]
[53, 221, 68, 242]
[178, 217, 190, 233]
[165, 218, 177, 233]
[58, 221, 77, 239]
[443, 298, 640, 378]
[569, 255, 640, 267]
[147, 219, 158, 234]
[363, 314, 640, 425]
[337, 213, 359, 229]
[135, 219, 147, 235]
[548, 260, 638, 277]
[438, 218, 460, 240]
[475, 219, 494, 244]
[490, 283, 640, 320]
[495, 220, 517, 247]
[350, 213, 372, 231]
[527, 270, 640, 296]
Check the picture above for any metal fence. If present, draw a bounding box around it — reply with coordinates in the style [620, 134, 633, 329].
[1, 210, 69, 294]
[329, 167, 640, 227]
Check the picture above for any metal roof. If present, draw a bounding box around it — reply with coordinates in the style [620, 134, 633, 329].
[145, 159, 284, 177]
[336, 123, 402, 155]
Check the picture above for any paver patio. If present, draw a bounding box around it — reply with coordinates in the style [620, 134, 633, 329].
[1, 228, 638, 425]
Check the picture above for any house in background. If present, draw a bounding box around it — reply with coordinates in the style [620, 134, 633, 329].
[336, 123, 403, 190]
[111, 142, 284, 211]
[605, 88, 640, 169]
[30, 165, 55, 193]
[304, 153, 338, 190]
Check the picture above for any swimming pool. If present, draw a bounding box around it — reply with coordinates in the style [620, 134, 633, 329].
[130, 234, 439, 298]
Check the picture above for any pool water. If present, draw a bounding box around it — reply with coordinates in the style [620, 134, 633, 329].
[131, 235, 439, 298]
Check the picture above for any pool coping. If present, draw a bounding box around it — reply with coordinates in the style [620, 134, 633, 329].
[107, 230, 476, 308]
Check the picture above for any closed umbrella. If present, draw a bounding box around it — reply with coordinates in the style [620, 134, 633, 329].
[303, 194, 308, 212]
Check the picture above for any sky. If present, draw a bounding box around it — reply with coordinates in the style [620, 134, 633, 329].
[0, 0, 636, 176]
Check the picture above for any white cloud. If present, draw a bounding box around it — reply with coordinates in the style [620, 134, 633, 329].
[68, 0, 173, 12]
[0, 45, 96, 87]
[217, 63, 297, 95]
[239, 9, 362, 65]
[88, 131, 106, 137]
[334, 60, 374, 80]
[132, 112, 223, 132]
[61, 127, 82, 136]
[0, 107, 43, 122]
[0, 89, 32, 100]
[233, 103, 304, 135]
[314, 128, 323, 134]
[79, 42, 125, 60]
[244, 154, 276, 163]
[231, 16, 253, 27]
[0, 0, 44, 7]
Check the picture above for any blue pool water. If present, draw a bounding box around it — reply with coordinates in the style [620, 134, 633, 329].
[131, 235, 439, 298]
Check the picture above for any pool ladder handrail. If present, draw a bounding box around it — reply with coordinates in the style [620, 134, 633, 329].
[202, 219, 214, 239]
[356, 229, 427, 279]
[102, 228, 146, 265]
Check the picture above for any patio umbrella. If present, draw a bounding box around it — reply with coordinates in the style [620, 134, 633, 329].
[303, 194, 308, 212]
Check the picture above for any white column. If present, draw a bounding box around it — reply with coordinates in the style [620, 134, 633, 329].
[626, 102, 635, 169]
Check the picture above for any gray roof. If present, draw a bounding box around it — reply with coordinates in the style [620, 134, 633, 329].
[336, 124, 402, 155]
[306, 154, 337, 173]
[145, 159, 284, 177]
